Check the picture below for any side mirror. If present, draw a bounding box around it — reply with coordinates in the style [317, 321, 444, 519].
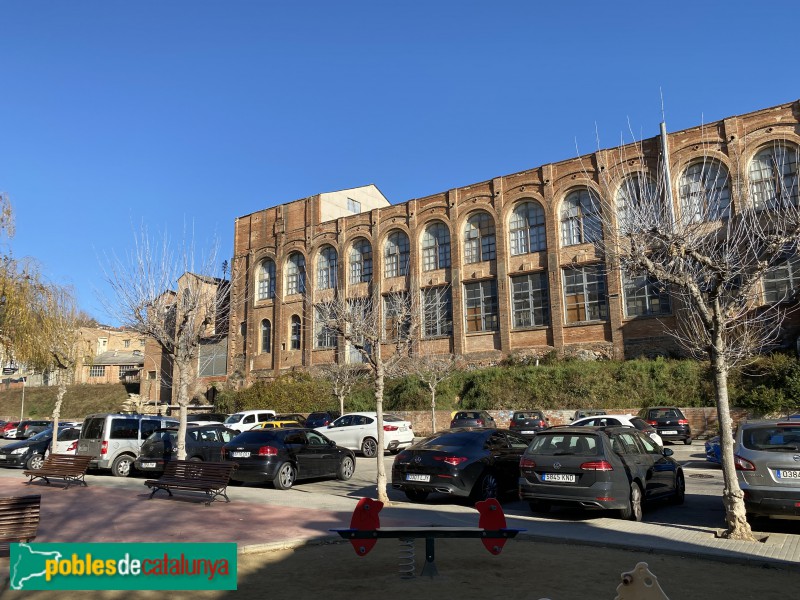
[329, 440, 337, 447]
[663, 447, 674, 457]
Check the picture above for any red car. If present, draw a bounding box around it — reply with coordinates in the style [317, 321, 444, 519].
[2, 421, 20, 438]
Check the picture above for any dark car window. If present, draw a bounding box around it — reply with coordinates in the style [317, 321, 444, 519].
[618, 432, 643, 454]
[231, 431, 279, 444]
[197, 428, 219, 442]
[529, 434, 599, 456]
[384, 414, 403, 422]
[486, 432, 508, 449]
[353, 416, 372, 426]
[636, 432, 660, 454]
[218, 429, 235, 443]
[284, 432, 307, 445]
[630, 418, 650, 431]
[419, 431, 484, 448]
[110, 418, 139, 440]
[742, 424, 800, 451]
[28, 430, 53, 442]
[333, 416, 353, 427]
[306, 431, 327, 446]
[149, 430, 178, 443]
[505, 432, 530, 449]
[243, 414, 256, 424]
[59, 428, 81, 441]
[141, 420, 163, 439]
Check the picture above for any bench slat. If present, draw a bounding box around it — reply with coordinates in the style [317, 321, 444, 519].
[23, 454, 92, 489]
[0, 495, 41, 552]
[145, 460, 237, 505]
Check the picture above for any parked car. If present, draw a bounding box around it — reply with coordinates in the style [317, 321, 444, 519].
[570, 414, 663, 447]
[251, 420, 303, 430]
[76, 413, 178, 477]
[573, 410, 607, 420]
[315, 412, 414, 457]
[2, 421, 20, 439]
[271, 413, 307, 427]
[134, 424, 238, 473]
[14, 420, 52, 439]
[519, 425, 685, 521]
[0, 426, 81, 470]
[392, 428, 530, 502]
[450, 411, 496, 429]
[305, 411, 341, 428]
[222, 428, 355, 489]
[705, 436, 721, 465]
[733, 419, 800, 520]
[223, 410, 277, 433]
[508, 410, 549, 439]
[642, 407, 692, 445]
[186, 413, 229, 426]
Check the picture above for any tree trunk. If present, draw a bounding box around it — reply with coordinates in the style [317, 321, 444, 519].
[338, 393, 345, 417]
[50, 376, 66, 455]
[176, 360, 190, 460]
[430, 384, 437, 434]
[712, 349, 755, 540]
[374, 353, 388, 504]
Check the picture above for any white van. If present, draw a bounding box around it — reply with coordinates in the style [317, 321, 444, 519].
[223, 410, 276, 433]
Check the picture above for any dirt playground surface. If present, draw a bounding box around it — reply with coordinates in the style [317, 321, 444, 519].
[3, 536, 795, 599]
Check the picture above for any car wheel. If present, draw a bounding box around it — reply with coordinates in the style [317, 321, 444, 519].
[274, 462, 296, 490]
[671, 471, 686, 505]
[619, 482, 643, 521]
[404, 489, 430, 502]
[188, 456, 202, 462]
[111, 455, 134, 477]
[361, 437, 379, 458]
[528, 500, 551, 513]
[337, 456, 355, 481]
[470, 471, 499, 502]
[683, 437, 692, 445]
[26, 453, 45, 470]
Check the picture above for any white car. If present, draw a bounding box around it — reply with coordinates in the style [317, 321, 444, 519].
[569, 414, 663, 447]
[315, 412, 414, 457]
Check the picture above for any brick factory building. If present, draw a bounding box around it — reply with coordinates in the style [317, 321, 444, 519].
[228, 100, 800, 384]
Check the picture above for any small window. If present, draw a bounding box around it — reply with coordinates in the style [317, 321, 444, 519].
[141, 420, 163, 439]
[110, 418, 139, 440]
[89, 365, 106, 378]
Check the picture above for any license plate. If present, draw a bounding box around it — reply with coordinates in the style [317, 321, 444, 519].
[777, 470, 800, 479]
[406, 474, 430, 482]
[230, 451, 250, 458]
[0, 455, 6, 460]
[141, 462, 156, 469]
[400, 426, 408, 431]
[522, 430, 536, 434]
[542, 473, 577, 483]
[662, 430, 678, 435]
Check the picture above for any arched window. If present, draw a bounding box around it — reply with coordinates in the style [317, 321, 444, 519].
[384, 230, 410, 277]
[257, 259, 276, 300]
[678, 161, 730, 222]
[349, 238, 372, 284]
[285, 253, 306, 295]
[749, 143, 800, 210]
[290, 315, 302, 350]
[421, 221, 451, 271]
[616, 173, 660, 230]
[260, 319, 271, 353]
[463, 212, 496, 264]
[317, 245, 338, 290]
[509, 201, 546, 256]
[561, 189, 602, 246]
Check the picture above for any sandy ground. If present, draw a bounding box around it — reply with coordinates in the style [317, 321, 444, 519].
[3, 537, 796, 600]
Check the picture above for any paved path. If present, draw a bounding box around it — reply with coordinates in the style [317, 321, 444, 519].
[1, 469, 798, 570]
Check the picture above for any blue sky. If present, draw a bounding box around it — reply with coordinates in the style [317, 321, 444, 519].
[1, 1, 797, 322]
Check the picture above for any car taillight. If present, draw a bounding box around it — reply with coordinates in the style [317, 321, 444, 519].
[734, 455, 756, 471]
[677, 419, 688, 425]
[100, 441, 108, 456]
[509, 420, 515, 428]
[433, 455, 468, 466]
[580, 460, 613, 471]
[258, 446, 278, 456]
[384, 425, 398, 431]
[537, 420, 545, 427]
[647, 420, 658, 426]
[519, 457, 536, 469]
[67, 441, 77, 452]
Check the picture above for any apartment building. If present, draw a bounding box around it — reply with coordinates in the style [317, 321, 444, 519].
[228, 100, 800, 384]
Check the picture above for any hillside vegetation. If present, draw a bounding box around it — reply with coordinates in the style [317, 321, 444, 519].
[3, 355, 799, 421]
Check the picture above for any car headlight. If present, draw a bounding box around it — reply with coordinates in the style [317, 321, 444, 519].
[11, 447, 29, 455]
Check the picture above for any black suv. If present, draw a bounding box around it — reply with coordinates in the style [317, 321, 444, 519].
[135, 424, 238, 473]
[642, 407, 692, 445]
[305, 411, 341, 428]
[15, 420, 52, 439]
[508, 410, 549, 440]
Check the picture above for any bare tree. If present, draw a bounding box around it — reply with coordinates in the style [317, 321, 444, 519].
[313, 290, 417, 503]
[403, 353, 458, 434]
[316, 361, 366, 415]
[103, 226, 230, 460]
[588, 126, 800, 540]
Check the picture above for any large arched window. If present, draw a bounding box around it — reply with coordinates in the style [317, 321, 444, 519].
[749, 143, 800, 210]
[561, 189, 602, 246]
[260, 319, 271, 353]
[421, 221, 451, 271]
[463, 212, 496, 264]
[509, 201, 546, 256]
[285, 253, 306, 296]
[616, 173, 659, 231]
[384, 230, 410, 278]
[317, 245, 338, 290]
[678, 160, 730, 222]
[349, 238, 372, 284]
[257, 259, 276, 300]
[290, 315, 302, 350]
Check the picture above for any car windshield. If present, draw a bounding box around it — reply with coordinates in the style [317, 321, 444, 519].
[527, 433, 600, 456]
[630, 418, 650, 431]
[28, 429, 54, 442]
[229, 431, 278, 444]
[742, 425, 800, 451]
[224, 414, 244, 425]
[384, 414, 404, 422]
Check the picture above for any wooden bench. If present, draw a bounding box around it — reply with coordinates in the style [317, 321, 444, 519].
[0, 495, 41, 557]
[144, 460, 237, 506]
[23, 454, 92, 489]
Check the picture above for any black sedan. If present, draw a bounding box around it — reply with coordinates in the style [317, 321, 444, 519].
[519, 425, 684, 521]
[0, 426, 81, 469]
[221, 428, 355, 489]
[391, 428, 530, 503]
[135, 424, 239, 473]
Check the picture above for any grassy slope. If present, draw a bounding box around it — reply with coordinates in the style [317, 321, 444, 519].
[0, 383, 132, 421]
